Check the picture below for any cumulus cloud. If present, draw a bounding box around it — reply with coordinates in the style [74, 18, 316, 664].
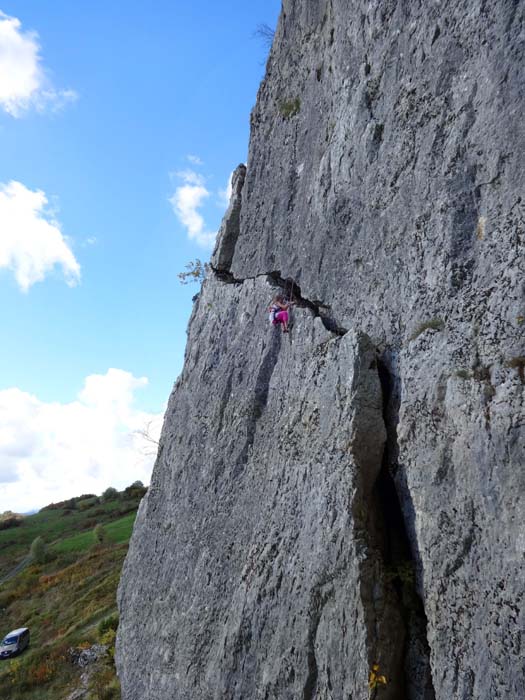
[186, 154, 203, 166]
[169, 170, 216, 248]
[0, 180, 80, 291]
[0, 11, 77, 117]
[174, 169, 205, 186]
[0, 369, 164, 512]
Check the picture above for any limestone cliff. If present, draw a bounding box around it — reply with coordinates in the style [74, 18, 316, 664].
[117, 2, 524, 698]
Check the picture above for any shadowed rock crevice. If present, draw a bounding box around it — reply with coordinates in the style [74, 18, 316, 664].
[370, 360, 436, 700]
[267, 272, 348, 336]
[211, 266, 347, 336]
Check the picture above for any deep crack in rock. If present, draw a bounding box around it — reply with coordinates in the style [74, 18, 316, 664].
[211, 266, 348, 336]
[373, 359, 436, 700]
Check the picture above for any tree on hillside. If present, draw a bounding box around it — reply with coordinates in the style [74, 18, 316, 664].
[0, 511, 23, 530]
[30, 536, 47, 563]
[123, 480, 147, 499]
[102, 487, 119, 502]
[94, 524, 107, 544]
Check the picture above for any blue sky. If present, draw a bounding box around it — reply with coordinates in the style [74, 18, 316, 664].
[0, 1, 281, 510]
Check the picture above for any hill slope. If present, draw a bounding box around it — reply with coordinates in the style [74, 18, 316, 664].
[0, 488, 144, 699]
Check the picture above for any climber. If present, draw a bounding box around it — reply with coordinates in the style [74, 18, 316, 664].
[268, 293, 292, 333]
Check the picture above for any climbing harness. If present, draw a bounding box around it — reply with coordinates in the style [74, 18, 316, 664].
[268, 303, 280, 324]
[268, 279, 296, 329]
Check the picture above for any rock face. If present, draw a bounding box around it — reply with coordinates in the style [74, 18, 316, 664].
[211, 164, 246, 272]
[117, 1, 524, 699]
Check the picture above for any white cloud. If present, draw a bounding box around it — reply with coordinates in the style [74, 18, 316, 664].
[0, 11, 77, 117]
[186, 154, 203, 166]
[0, 180, 80, 291]
[169, 170, 216, 248]
[0, 369, 164, 512]
[174, 169, 205, 186]
[217, 171, 234, 207]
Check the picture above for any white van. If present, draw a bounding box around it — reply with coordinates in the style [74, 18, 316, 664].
[0, 628, 30, 658]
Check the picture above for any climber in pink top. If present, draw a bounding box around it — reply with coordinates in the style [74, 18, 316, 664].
[268, 293, 291, 333]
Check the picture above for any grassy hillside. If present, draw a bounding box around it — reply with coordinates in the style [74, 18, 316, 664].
[0, 486, 145, 700]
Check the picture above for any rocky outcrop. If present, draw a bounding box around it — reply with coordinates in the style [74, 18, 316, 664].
[68, 644, 109, 669]
[66, 645, 110, 700]
[211, 164, 246, 272]
[117, 1, 524, 698]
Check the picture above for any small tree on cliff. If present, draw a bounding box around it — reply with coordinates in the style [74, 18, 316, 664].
[177, 259, 209, 285]
[254, 23, 275, 50]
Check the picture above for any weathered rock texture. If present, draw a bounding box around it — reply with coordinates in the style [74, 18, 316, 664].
[117, 1, 524, 698]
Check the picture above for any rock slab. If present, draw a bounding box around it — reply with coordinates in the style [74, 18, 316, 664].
[118, 1, 524, 698]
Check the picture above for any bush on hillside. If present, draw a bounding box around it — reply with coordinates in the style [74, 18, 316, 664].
[88, 665, 120, 700]
[101, 487, 119, 502]
[98, 614, 119, 638]
[0, 511, 23, 530]
[78, 496, 100, 511]
[30, 536, 47, 564]
[117, 503, 137, 516]
[94, 524, 107, 544]
[123, 481, 147, 499]
[41, 493, 97, 511]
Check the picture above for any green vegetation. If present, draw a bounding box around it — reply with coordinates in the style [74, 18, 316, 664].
[101, 487, 119, 502]
[30, 536, 47, 564]
[278, 97, 301, 118]
[0, 511, 24, 530]
[0, 493, 140, 578]
[409, 317, 445, 341]
[53, 514, 136, 554]
[177, 258, 209, 285]
[0, 485, 143, 699]
[94, 524, 107, 545]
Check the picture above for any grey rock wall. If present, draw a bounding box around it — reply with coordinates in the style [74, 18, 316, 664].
[118, 277, 401, 699]
[117, 1, 524, 698]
